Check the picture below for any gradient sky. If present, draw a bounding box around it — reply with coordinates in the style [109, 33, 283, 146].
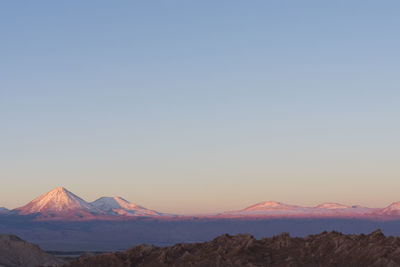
[1, 1, 400, 214]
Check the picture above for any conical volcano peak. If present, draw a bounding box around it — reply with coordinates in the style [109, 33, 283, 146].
[43, 187, 73, 200]
[53, 186, 67, 192]
[15, 186, 98, 216]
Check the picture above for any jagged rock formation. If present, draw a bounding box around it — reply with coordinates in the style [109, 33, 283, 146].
[0, 234, 65, 267]
[67, 230, 400, 267]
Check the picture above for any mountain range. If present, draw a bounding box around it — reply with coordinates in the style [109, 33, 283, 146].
[221, 201, 380, 218]
[2, 187, 400, 221]
[8, 187, 166, 221]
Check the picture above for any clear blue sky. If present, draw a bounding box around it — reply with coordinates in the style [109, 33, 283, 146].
[1, 1, 399, 213]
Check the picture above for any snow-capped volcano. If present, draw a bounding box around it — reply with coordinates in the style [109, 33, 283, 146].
[15, 187, 101, 220]
[91, 197, 162, 217]
[13, 187, 166, 221]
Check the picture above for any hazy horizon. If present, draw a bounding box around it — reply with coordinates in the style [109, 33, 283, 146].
[2, 185, 400, 215]
[1, 1, 400, 214]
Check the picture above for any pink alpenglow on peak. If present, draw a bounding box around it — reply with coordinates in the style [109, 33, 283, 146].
[220, 201, 378, 218]
[380, 202, 400, 215]
[241, 201, 305, 212]
[222, 201, 311, 217]
[14, 187, 165, 221]
[311, 202, 375, 216]
[314, 203, 350, 210]
[91, 196, 163, 217]
[15, 187, 101, 220]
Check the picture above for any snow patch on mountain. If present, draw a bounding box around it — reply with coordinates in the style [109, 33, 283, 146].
[223, 201, 311, 216]
[222, 200, 377, 217]
[315, 203, 350, 210]
[242, 201, 302, 212]
[15, 187, 100, 217]
[380, 202, 400, 215]
[91, 197, 162, 216]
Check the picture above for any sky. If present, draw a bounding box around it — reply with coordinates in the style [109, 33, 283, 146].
[1, 1, 399, 214]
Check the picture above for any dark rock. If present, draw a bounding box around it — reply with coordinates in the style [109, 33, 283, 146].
[67, 230, 400, 267]
[0, 234, 65, 267]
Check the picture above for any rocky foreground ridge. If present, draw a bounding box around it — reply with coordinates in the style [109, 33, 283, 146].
[68, 230, 400, 267]
[0, 234, 65, 267]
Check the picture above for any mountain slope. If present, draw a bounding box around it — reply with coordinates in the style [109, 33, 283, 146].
[311, 202, 375, 216]
[0, 234, 65, 267]
[0, 207, 9, 214]
[380, 202, 400, 216]
[242, 201, 302, 212]
[92, 197, 162, 217]
[315, 202, 350, 209]
[15, 187, 101, 220]
[221, 201, 310, 217]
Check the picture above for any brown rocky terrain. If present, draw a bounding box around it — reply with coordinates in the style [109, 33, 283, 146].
[67, 230, 400, 267]
[0, 234, 65, 267]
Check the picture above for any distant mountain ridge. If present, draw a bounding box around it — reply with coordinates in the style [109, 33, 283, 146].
[4, 187, 400, 221]
[0, 207, 9, 214]
[222, 200, 379, 218]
